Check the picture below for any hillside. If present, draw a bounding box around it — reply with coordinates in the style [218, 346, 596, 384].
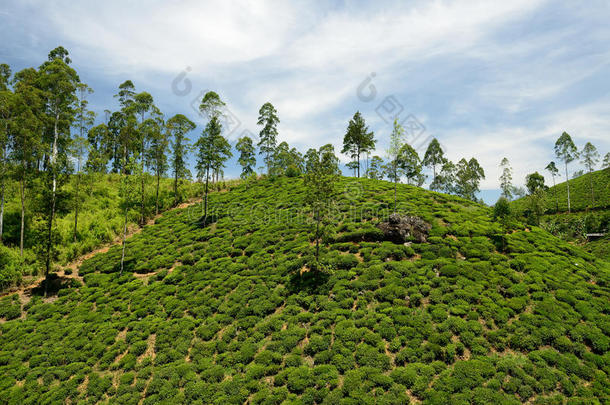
[512, 168, 610, 214]
[1, 177, 609, 404]
[0, 174, 206, 289]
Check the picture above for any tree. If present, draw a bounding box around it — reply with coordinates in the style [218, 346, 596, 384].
[0, 64, 12, 244]
[236, 136, 256, 179]
[430, 159, 456, 194]
[72, 83, 95, 242]
[195, 116, 231, 226]
[423, 138, 444, 189]
[304, 144, 339, 266]
[499, 157, 513, 200]
[257, 102, 279, 175]
[10, 68, 43, 256]
[144, 113, 168, 215]
[580, 142, 599, 206]
[603, 152, 610, 169]
[554, 132, 578, 213]
[38, 48, 79, 294]
[525, 172, 547, 225]
[341, 111, 375, 178]
[387, 119, 405, 213]
[85, 123, 110, 173]
[493, 196, 511, 229]
[455, 158, 485, 201]
[167, 114, 195, 206]
[134, 91, 156, 225]
[398, 143, 423, 186]
[366, 156, 384, 180]
[545, 161, 560, 211]
[119, 156, 139, 276]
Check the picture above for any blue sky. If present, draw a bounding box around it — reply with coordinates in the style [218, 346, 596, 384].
[1, 0, 609, 204]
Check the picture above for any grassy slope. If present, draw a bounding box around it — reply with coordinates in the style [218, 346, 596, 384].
[0, 173, 205, 287]
[0, 177, 609, 404]
[512, 168, 610, 214]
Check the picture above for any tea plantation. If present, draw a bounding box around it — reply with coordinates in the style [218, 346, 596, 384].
[1, 177, 609, 404]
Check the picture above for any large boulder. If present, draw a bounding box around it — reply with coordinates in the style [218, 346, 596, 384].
[377, 213, 431, 243]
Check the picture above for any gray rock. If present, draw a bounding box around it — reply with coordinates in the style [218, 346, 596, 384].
[377, 213, 431, 243]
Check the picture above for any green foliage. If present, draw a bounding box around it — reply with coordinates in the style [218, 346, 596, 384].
[0, 176, 608, 404]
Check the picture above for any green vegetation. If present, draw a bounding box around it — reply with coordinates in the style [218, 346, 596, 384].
[1, 176, 608, 404]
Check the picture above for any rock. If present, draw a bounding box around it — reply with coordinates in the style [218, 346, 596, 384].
[377, 213, 431, 243]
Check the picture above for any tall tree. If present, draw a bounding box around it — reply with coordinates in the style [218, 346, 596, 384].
[341, 111, 375, 178]
[72, 83, 95, 242]
[423, 138, 444, 189]
[257, 102, 279, 175]
[134, 91, 155, 225]
[398, 143, 423, 186]
[10, 68, 43, 256]
[554, 132, 578, 213]
[499, 157, 513, 200]
[603, 152, 610, 169]
[195, 116, 222, 225]
[144, 112, 168, 215]
[545, 161, 560, 212]
[119, 155, 139, 276]
[0, 64, 12, 244]
[455, 158, 485, 201]
[387, 119, 405, 213]
[525, 172, 547, 225]
[304, 144, 339, 265]
[430, 159, 456, 194]
[236, 136, 256, 179]
[366, 156, 384, 180]
[580, 142, 599, 206]
[85, 123, 110, 173]
[38, 48, 79, 294]
[166, 114, 195, 206]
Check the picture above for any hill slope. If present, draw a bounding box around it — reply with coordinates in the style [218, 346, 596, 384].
[1, 177, 609, 404]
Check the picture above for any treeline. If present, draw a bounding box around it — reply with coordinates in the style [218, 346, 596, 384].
[493, 132, 608, 227]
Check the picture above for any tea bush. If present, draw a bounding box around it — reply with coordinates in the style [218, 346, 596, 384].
[0, 176, 608, 403]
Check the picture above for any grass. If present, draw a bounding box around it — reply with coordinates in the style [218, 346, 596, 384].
[0, 176, 608, 404]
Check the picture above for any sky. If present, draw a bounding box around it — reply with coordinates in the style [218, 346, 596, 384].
[1, 0, 609, 204]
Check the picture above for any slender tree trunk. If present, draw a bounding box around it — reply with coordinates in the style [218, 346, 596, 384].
[173, 164, 179, 206]
[120, 206, 128, 276]
[552, 175, 558, 212]
[140, 165, 145, 226]
[203, 164, 210, 225]
[45, 110, 60, 297]
[73, 163, 81, 243]
[155, 171, 160, 216]
[315, 212, 320, 262]
[393, 161, 398, 214]
[357, 149, 360, 178]
[19, 177, 25, 256]
[589, 171, 595, 206]
[565, 161, 571, 213]
[0, 141, 6, 244]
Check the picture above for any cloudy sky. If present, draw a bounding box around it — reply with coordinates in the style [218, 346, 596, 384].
[1, 0, 609, 203]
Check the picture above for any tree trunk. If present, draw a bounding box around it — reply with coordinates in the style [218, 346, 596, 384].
[589, 171, 595, 206]
[315, 212, 320, 262]
[393, 161, 398, 214]
[0, 141, 6, 244]
[19, 177, 25, 256]
[73, 163, 81, 243]
[357, 149, 360, 178]
[120, 206, 128, 276]
[565, 161, 571, 213]
[203, 164, 210, 225]
[173, 165, 179, 206]
[552, 175, 558, 212]
[45, 110, 60, 297]
[140, 167, 145, 226]
[155, 171, 160, 216]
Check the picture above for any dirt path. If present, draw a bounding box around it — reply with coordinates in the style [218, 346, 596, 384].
[0, 198, 202, 301]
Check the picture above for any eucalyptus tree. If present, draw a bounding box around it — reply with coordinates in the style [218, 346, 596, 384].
[304, 144, 339, 265]
[525, 171, 547, 225]
[603, 152, 610, 169]
[432, 160, 456, 194]
[144, 112, 168, 215]
[10, 68, 43, 255]
[366, 156, 384, 180]
[580, 142, 599, 206]
[85, 122, 110, 173]
[167, 114, 196, 205]
[498, 157, 513, 200]
[0, 64, 12, 244]
[455, 158, 485, 201]
[38, 48, 79, 292]
[423, 138, 444, 189]
[398, 143, 423, 186]
[72, 83, 95, 242]
[387, 119, 405, 213]
[545, 161, 560, 211]
[342, 111, 375, 178]
[236, 135, 256, 179]
[257, 102, 279, 175]
[554, 132, 578, 213]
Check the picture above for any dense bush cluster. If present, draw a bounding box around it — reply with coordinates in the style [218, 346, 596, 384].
[0, 177, 608, 404]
